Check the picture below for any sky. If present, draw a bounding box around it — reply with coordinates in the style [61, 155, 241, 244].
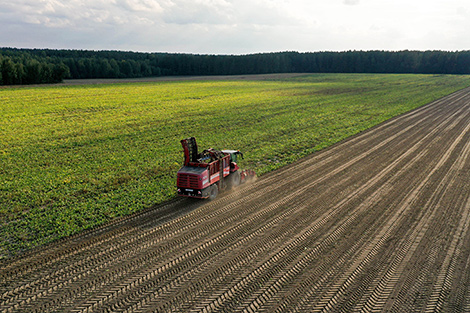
[1, 0, 469, 55]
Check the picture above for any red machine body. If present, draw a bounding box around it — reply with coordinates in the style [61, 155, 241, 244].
[176, 137, 253, 199]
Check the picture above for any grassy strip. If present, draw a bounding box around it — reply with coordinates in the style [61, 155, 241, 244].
[1, 73, 469, 258]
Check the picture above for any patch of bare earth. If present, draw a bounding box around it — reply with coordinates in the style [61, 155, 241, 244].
[60, 73, 308, 85]
[2, 88, 470, 312]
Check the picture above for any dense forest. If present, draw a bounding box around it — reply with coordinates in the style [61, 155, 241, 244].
[1, 48, 470, 85]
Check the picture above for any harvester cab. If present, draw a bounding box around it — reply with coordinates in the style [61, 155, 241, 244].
[221, 150, 244, 163]
[177, 137, 255, 200]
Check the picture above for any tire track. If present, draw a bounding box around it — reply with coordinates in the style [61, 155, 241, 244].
[264, 99, 470, 312]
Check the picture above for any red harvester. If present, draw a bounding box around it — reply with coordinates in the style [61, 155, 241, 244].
[176, 137, 256, 200]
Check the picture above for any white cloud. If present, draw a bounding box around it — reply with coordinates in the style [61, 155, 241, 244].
[1, 0, 470, 53]
[343, 0, 360, 5]
[121, 0, 163, 11]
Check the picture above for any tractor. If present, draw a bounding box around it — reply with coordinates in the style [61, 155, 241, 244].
[176, 137, 255, 200]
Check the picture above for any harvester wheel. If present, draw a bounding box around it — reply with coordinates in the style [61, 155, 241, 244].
[228, 171, 241, 188]
[209, 185, 218, 200]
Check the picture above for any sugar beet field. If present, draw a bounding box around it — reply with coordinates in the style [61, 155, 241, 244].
[2, 73, 470, 311]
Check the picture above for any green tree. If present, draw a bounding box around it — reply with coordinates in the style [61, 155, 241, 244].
[51, 63, 70, 83]
[1, 58, 18, 85]
[24, 59, 41, 84]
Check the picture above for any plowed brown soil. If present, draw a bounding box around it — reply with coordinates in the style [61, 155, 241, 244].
[2, 87, 470, 312]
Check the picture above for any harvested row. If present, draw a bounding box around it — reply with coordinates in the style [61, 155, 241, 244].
[2, 88, 470, 312]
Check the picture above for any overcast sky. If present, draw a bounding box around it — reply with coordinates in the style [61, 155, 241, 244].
[1, 0, 469, 54]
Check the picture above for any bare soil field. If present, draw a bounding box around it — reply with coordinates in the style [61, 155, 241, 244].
[2, 87, 470, 312]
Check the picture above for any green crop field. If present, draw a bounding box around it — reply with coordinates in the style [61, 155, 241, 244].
[1, 73, 469, 258]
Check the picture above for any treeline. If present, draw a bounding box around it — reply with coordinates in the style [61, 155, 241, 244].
[0, 50, 70, 85]
[1, 48, 470, 85]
